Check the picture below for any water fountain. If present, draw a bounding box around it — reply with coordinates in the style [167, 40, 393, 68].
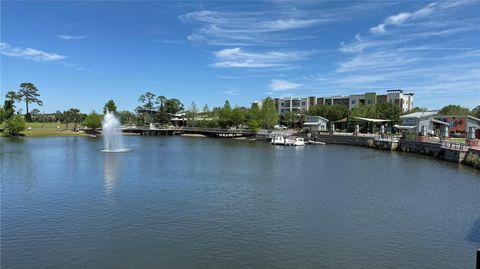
[101, 111, 129, 152]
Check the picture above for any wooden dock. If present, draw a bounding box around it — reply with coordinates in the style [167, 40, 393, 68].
[121, 126, 255, 138]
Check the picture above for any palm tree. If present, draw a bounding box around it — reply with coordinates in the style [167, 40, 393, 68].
[70, 108, 80, 131]
[63, 110, 72, 130]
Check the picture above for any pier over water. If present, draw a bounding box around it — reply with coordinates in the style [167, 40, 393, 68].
[121, 126, 256, 138]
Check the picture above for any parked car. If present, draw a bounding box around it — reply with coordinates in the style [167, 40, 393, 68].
[274, 125, 288, 130]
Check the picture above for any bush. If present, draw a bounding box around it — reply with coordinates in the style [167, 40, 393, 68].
[83, 111, 102, 133]
[247, 119, 260, 134]
[4, 115, 26, 136]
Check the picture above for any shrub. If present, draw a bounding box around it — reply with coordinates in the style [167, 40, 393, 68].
[83, 111, 102, 133]
[4, 115, 26, 136]
[247, 119, 260, 134]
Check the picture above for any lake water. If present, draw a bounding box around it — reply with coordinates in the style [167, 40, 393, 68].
[1, 136, 479, 268]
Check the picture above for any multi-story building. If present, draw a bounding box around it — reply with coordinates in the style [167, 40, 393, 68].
[255, 89, 414, 117]
[275, 97, 309, 116]
[348, 94, 366, 110]
[386, 89, 414, 112]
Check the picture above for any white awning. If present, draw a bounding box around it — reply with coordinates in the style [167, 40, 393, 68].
[304, 122, 321, 126]
[394, 125, 416, 130]
[431, 119, 449, 125]
[353, 116, 391, 122]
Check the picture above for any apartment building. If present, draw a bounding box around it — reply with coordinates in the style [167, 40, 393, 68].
[256, 89, 414, 117]
[275, 97, 310, 116]
[386, 89, 414, 112]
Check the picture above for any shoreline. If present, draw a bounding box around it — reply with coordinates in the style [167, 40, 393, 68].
[3, 131, 479, 170]
[310, 133, 480, 170]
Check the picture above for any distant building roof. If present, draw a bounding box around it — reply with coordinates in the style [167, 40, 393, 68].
[434, 115, 480, 122]
[304, 116, 329, 126]
[305, 116, 329, 122]
[400, 111, 437, 119]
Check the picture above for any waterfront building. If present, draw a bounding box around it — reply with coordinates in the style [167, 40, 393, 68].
[303, 116, 329, 132]
[399, 111, 438, 140]
[256, 89, 415, 117]
[434, 115, 480, 138]
[398, 112, 480, 139]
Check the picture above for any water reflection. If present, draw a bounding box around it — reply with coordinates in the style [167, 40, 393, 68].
[465, 218, 480, 242]
[103, 153, 119, 194]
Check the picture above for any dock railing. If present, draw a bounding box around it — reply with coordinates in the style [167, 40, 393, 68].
[374, 134, 400, 142]
[441, 140, 468, 151]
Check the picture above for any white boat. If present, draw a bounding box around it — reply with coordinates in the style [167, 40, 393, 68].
[291, 137, 305, 146]
[271, 136, 286, 145]
[271, 136, 305, 146]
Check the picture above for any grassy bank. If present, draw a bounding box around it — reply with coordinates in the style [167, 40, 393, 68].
[1, 122, 88, 137]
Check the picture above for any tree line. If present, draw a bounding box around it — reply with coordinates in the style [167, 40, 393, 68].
[1, 82, 479, 136]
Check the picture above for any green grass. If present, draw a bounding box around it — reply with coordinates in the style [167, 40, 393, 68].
[1, 122, 87, 137]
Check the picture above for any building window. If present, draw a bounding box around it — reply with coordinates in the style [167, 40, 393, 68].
[351, 100, 356, 104]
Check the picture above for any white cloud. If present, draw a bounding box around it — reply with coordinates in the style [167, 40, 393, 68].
[370, 3, 436, 34]
[179, 4, 390, 46]
[342, 22, 477, 54]
[181, 10, 323, 33]
[370, 24, 386, 34]
[269, 79, 301, 91]
[1, 43, 66, 62]
[222, 89, 241, 96]
[212, 47, 312, 68]
[57, 35, 87, 40]
[386, 12, 411, 25]
[336, 51, 418, 73]
[218, 75, 238, 79]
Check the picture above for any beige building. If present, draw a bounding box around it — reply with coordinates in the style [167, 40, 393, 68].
[256, 89, 414, 116]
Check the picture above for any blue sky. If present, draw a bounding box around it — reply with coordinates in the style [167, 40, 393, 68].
[1, 0, 479, 113]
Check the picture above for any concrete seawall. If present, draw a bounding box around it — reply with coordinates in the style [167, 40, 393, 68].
[397, 140, 467, 163]
[313, 134, 479, 169]
[315, 134, 372, 147]
[463, 148, 480, 169]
